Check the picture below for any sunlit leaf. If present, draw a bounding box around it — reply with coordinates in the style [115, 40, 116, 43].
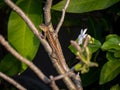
[52, 0, 120, 13]
[8, 0, 43, 71]
[99, 60, 120, 84]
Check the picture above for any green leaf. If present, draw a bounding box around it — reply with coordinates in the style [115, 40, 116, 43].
[99, 60, 120, 84]
[102, 35, 120, 61]
[68, 44, 78, 55]
[106, 52, 120, 61]
[106, 34, 120, 40]
[88, 35, 101, 53]
[101, 34, 120, 52]
[0, 54, 21, 76]
[110, 84, 120, 90]
[114, 51, 120, 58]
[52, 0, 120, 13]
[8, 0, 43, 70]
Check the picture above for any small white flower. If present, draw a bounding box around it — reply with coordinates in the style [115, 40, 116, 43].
[78, 28, 87, 45]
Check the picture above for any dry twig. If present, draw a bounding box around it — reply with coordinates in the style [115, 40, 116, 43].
[55, 0, 70, 34]
[0, 35, 50, 84]
[0, 72, 27, 90]
[50, 76, 59, 90]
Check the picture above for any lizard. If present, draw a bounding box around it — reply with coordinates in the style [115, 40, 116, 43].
[39, 24, 65, 70]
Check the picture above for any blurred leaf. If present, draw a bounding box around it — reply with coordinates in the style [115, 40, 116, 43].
[8, 0, 43, 71]
[114, 51, 120, 58]
[52, 0, 120, 13]
[106, 52, 120, 61]
[106, 34, 120, 41]
[101, 34, 120, 52]
[110, 84, 120, 90]
[0, 54, 21, 76]
[99, 60, 120, 84]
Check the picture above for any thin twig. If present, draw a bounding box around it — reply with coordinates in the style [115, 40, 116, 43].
[70, 40, 82, 51]
[50, 76, 59, 90]
[53, 68, 74, 81]
[52, 0, 71, 71]
[74, 73, 83, 90]
[49, 54, 77, 90]
[55, 0, 70, 34]
[53, 69, 83, 90]
[0, 35, 50, 84]
[83, 35, 89, 48]
[0, 72, 27, 90]
[4, 0, 52, 55]
[53, 68, 83, 90]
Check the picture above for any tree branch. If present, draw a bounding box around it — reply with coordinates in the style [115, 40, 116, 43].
[0, 72, 27, 90]
[0, 35, 50, 84]
[55, 0, 70, 34]
[53, 68, 74, 81]
[52, 1, 83, 89]
[42, 0, 80, 90]
[43, 0, 71, 72]
[43, 0, 54, 32]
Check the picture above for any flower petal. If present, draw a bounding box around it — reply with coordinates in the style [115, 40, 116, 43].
[78, 28, 87, 45]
